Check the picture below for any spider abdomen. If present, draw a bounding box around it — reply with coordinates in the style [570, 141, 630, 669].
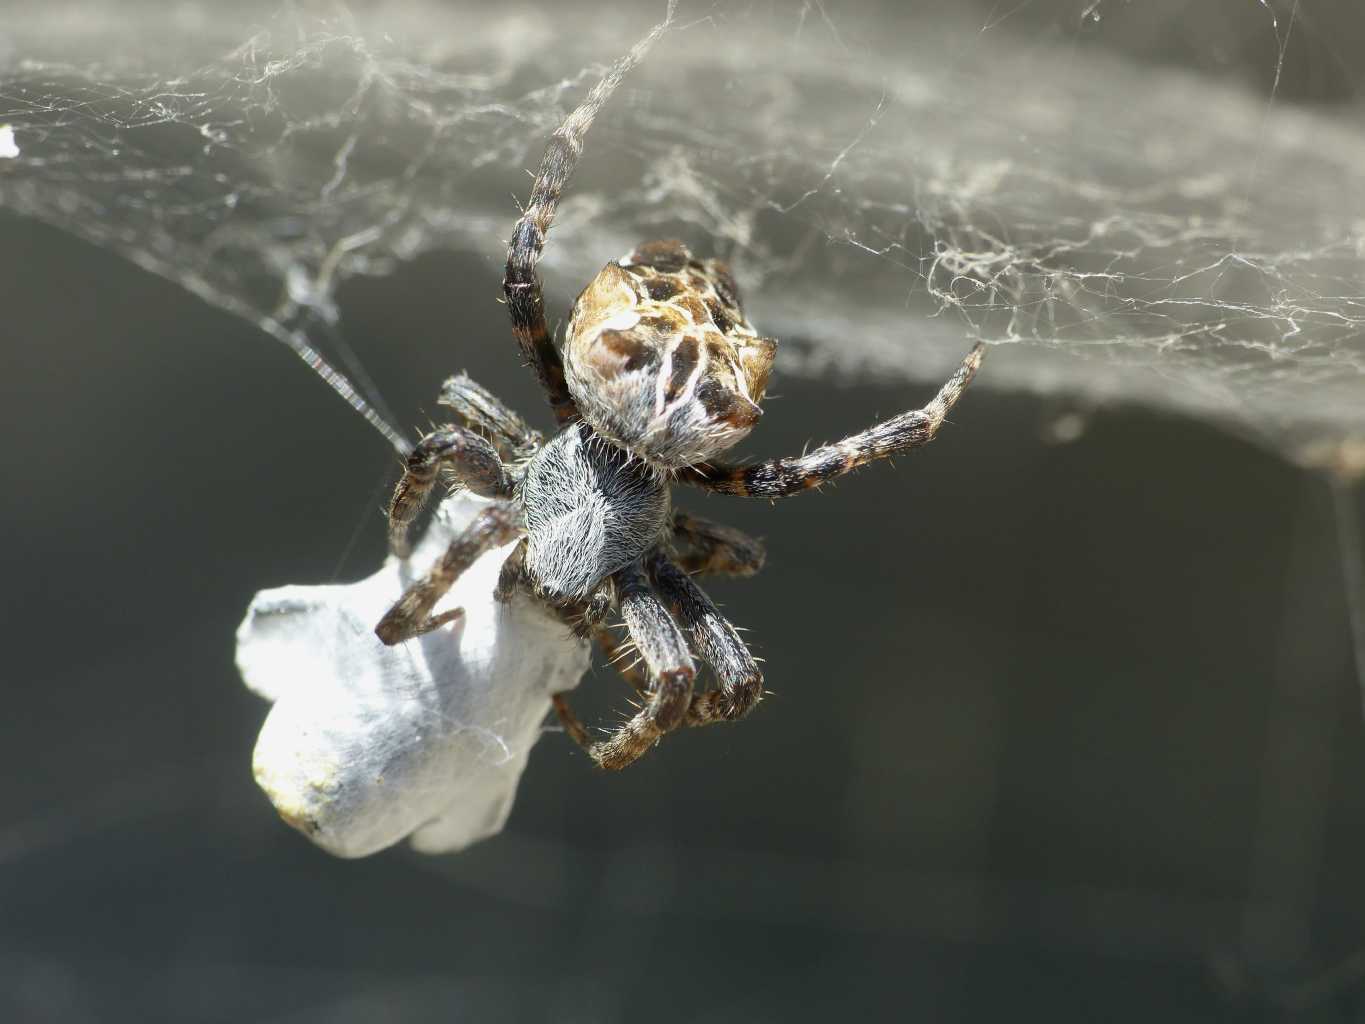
[518, 422, 670, 602]
[563, 240, 777, 469]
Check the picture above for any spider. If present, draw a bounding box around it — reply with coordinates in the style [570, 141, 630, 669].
[374, 1, 984, 771]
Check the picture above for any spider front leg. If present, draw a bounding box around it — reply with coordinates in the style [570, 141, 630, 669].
[388, 426, 515, 557]
[437, 373, 542, 462]
[375, 503, 521, 645]
[586, 562, 696, 771]
[677, 343, 984, 498]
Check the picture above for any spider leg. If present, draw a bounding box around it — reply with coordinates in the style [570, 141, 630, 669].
[578, 586, 614, 640]
[375, 503, 521, 645]
[553, 514, 760, 753]
[670, 511, 766, 577]
[483, 534, 612, 755]
[502, 1, 677, 424]
[592, 623, 648, 694]
[437, 373, 542, 462]
[488, 540, 611, 753]
[493, 537, 530, 603]
[550, 603, 641, 757]
[387, 426, 515, 557]
[676, 343, 984, 498]
[645, 551, 764, 726]
[553, 522, 762, 762]
[545, 596, 638, 758]
[551, 693, 594, 750]
[587, 561, 695, 771]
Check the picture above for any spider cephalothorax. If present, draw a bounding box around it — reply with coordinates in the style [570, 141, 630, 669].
[519, 422, 669, 602]
[374, 2, 984, 770]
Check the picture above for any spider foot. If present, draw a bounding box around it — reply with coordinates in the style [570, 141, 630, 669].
[589, 666, 695, 771]
[687, 669, 764, 726]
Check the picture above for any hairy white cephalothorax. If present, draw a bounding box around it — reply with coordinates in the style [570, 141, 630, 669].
[519, 422, 670, 601]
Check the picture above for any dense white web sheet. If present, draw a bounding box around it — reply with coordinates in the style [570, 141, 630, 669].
[2, 0, 1363, 461]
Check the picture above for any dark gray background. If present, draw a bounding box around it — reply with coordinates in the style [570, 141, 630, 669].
[3, 1, 1365, 1021]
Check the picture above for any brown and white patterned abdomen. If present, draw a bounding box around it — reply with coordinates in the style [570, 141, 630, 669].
[563, 240, 777, 468]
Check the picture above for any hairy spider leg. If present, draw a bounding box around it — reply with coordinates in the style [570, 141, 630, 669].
[588, 561, 695, 771]
[375, 503, 522, 645]
[387, 426, 515, 557]
[553, 514, 767, 751]
[592, 622, 649, 693]
[669, 512, 767, 577]
[551, 694, 594, 751]
[645, 552, 764, 726]
[502, 1, 678, 425]
[551, 621, 641, 759]
[437, 372, 542, 462]
[493, 537, 530, 604]
[677, 343, 984, 497]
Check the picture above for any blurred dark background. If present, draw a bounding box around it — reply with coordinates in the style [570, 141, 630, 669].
[3, 1, 1365, 1021]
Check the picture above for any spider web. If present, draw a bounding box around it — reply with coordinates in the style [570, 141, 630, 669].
[1, 0, 1363, 463]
